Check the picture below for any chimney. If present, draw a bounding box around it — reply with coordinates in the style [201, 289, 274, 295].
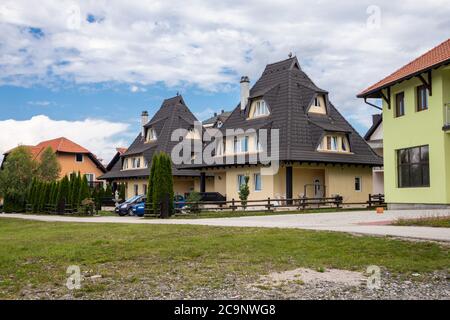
[240, 76, 250, 110]
[214, 112, 217, 117]
[221, 109, 224, 114]
[141, 111, 148, 138]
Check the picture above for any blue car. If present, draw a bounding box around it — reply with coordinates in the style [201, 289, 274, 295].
[115, 195, 145, 216]
[131, 195, 186, 216]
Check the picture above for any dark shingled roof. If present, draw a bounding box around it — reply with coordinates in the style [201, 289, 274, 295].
[185, 56, 382, 168]
[100, 95, 202, 180]
[203, 111, 232, 126]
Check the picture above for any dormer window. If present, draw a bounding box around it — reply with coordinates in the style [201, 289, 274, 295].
[217, 120, 223, 128]
[146, 128, 157, 141]
[309, 94, 327, 115]
[249, 100, 270, 118]
[234, 136, 249, 153]
[318, 134, 350, 153]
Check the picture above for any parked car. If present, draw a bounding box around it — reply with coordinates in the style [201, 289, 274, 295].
[115, 195, 145, 216]
[198, 192, 226, 202]
[131, 195, 186, 217]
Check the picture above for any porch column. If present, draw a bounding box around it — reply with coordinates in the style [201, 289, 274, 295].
[286, 166, 293, 204]
[200, 172, 206, 193]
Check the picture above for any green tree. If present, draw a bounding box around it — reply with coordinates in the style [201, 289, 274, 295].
[56, 175, 70, 213]
[105, 184, 113, 198]
[79, 175, 90, 204]
[118, 183, 126, 202]
[37, 147, 60, 182]
[151, 152, 174, 216]
[0, 146, 37, 212]
[238, 176, 250, 210]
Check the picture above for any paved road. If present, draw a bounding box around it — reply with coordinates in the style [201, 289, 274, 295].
[1, 209, 450, 242]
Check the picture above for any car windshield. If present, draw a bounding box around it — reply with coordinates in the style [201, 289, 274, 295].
[124, 195, 140, 203]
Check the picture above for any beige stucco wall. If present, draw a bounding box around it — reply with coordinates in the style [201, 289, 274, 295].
[325, 166, 373, 203]
[57, 153, 104, 181]
[206, 163, 373, 204]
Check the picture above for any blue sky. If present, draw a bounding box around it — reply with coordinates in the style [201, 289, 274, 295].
[1, 0, 449, 162]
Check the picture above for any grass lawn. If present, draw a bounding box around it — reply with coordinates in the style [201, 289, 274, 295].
[0, 218, 448, 299]
[393, 216, 450, 228]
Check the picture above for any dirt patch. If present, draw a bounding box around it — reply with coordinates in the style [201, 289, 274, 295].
[253, 268, 366, 287]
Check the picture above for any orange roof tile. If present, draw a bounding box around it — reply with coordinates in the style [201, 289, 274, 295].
[358, 38, 450, 97]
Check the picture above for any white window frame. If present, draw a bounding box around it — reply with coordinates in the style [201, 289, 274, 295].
[147, 128, 157, 141]
[252, 100, 270, 117]
[85, 173, 95, 182]
[234, 136, 249, 153]
[216, 139, 224, 156]
[254, 173, 262, 191]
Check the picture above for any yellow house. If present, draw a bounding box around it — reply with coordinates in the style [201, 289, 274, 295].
[186, 57, 382, 204]
[99, 96, 213, 199]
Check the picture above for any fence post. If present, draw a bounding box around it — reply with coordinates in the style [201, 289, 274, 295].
[368, 193, 372, 207]
[231, 198, 235, 212]
[267, 197, 271, 212]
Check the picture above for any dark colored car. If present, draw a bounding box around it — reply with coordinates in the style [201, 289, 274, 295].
[131, 195, 187, 217]
[198, 192, 226, 202]
[115, 195, 145, 216]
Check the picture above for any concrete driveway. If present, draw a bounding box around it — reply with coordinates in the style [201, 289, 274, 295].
[1, 209, 450, 242]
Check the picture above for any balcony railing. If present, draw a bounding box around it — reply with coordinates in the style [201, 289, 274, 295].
[443, 103, 450, 131]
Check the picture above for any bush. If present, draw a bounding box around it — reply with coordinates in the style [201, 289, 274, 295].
[186, 191, 202, 214]
[238, 176, 250, 210]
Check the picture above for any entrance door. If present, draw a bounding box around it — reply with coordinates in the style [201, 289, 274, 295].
[313, 178, 323, 198]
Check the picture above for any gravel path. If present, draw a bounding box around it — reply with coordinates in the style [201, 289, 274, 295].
[2, 209, 450, 242]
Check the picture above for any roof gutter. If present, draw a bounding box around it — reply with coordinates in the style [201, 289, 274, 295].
[363, 98, 382, 110]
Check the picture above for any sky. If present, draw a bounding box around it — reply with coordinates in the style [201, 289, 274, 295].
[0, 0, 449, 163]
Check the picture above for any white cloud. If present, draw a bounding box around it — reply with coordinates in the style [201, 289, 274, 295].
[0, 115, 129, 163]
[0, 0, 449, 129]
[130, 85, 146, 93]
[27, 100, 52, 106]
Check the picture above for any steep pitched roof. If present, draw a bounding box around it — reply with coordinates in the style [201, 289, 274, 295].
[100, 95, 202, 180]
[203, 111, 232, 126]
[358, 38, 450, 98]
[2, 137, 106, 172]
[183, 56, 381, 169]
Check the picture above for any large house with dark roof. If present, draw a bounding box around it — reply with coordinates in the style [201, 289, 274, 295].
[358, 38, 450, 208]
[99, 96, 213, 199]
[189, 56, 382, 203]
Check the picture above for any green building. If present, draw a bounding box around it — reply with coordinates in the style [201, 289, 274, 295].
[358, 38, 450, 209]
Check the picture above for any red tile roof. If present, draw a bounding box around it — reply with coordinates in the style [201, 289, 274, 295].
[5, 137, 90, 160]
[358, 38, 450, 97]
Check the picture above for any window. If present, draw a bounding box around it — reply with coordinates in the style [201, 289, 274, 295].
[395, 92, 405, 117]
[143, 184, 147, 195]
[237, 175, 246, 191]
[397, 145, 429, 188]
[416, 85, 428, 111]
[85, 173, 94, 182]
[134, 184, 139, 196]
[131, 157, 141, 168]
[318, 135, 350, 153]
[147, 128, 157, 141]
[217, 120, 223, 128]
[234, 136, 249, 153]
[314, 97, 320, 107]
[122, 158, 129, 170]
[75, 153, 83, 162]
[215, 139, 224, 156]
[354, 177, 362, 192]
[255, 135, 263, 152]
[254, 173, 262, 191]
[252, 100, 270, 117]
